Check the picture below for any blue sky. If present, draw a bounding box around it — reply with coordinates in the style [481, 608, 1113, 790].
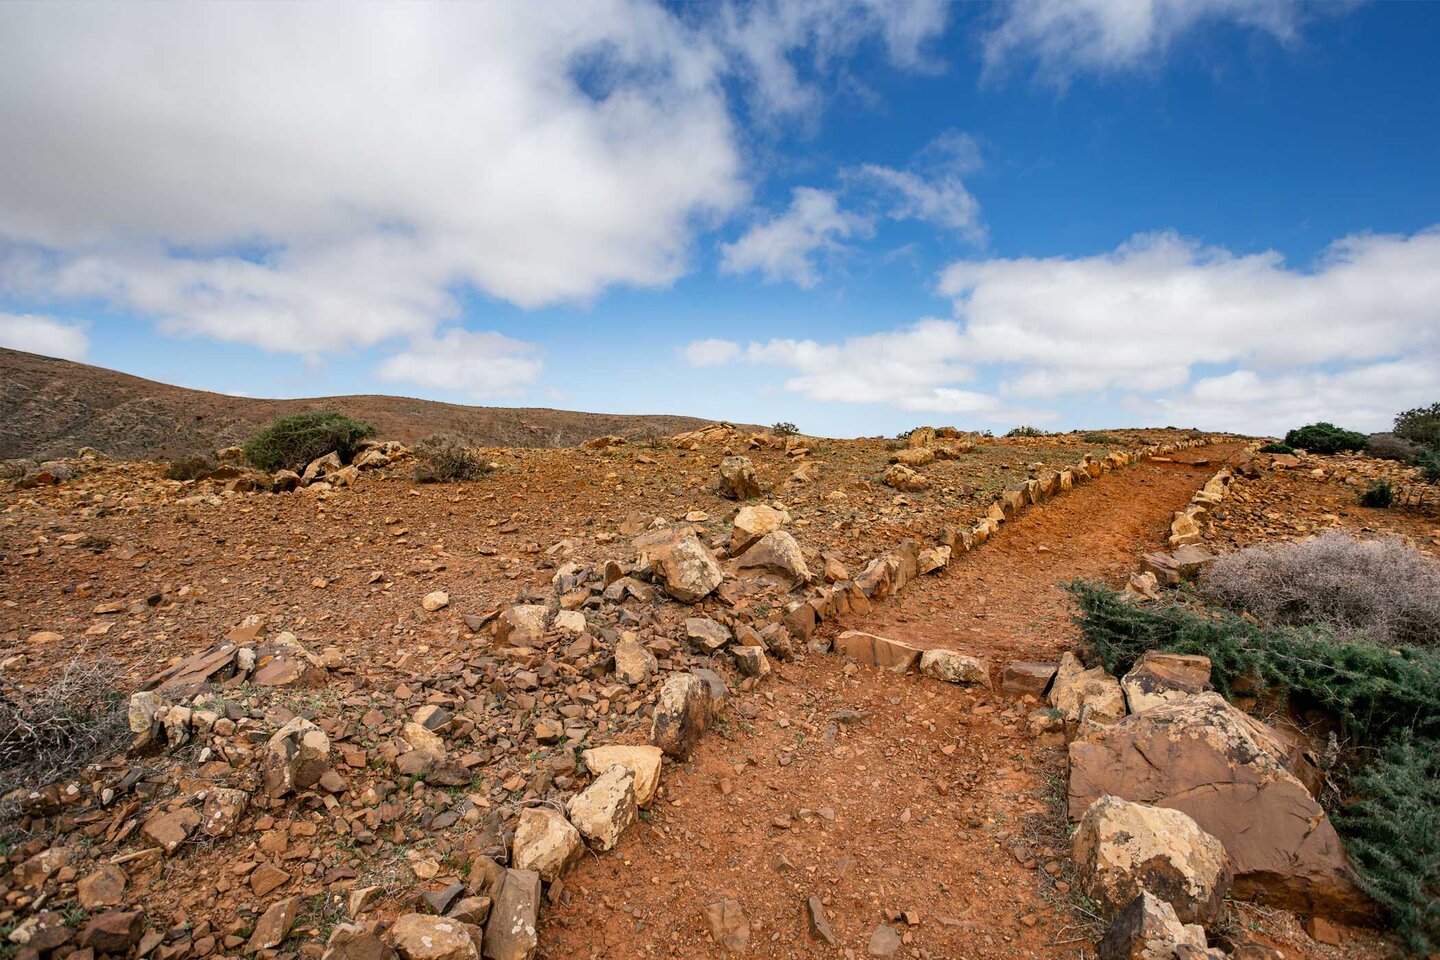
[1, 0, 1438, 437]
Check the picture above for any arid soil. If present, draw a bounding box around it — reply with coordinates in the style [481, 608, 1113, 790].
[0, 347, 747, 461]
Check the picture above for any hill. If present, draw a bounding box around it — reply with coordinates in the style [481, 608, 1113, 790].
[0, 347, 733, 460]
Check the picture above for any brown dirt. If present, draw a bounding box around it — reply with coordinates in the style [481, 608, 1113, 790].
[538, 442, 1383, 960]
[0, 347, 751, 461]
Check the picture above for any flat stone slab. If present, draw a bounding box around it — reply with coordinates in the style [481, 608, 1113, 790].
[834, 631, 922, 672]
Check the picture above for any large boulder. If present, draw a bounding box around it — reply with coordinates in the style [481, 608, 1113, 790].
[718, 456, 762, 500]
[482, 869, 541, 960]
[732, 530, 811, 587]
[650, 673, 710, 758]
[882, 464, 930, 492]
[1120, 652, 1213, 714]
[729, 505, 787, 554]
[1049, 653, 1126, 725]
[1073, 795, 1232, 925]
[633, 527, 724, 603]
[1068, 692, 1368, 920]
[510, 808, 582, 884]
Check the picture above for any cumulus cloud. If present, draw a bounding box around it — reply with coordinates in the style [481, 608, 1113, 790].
[0, 313, 89, 361]
[719, 188, 869, 287]
[983, 0, 1319, 84]
[377, 328, 542, 399]
[683, 338, 744, 367]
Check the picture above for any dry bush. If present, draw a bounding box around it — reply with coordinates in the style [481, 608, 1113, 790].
[1367, 432, 1421, 463]
[412, 432, 490, 483]
[1199, 531, 1440, 647]
[0, 657, 128, 791]
[165, 452, 217, 481]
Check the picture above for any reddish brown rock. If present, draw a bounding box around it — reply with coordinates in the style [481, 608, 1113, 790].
[833, 631, 921, 672]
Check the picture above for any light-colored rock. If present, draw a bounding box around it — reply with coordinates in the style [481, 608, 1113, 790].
[613, 634, 657, 685]
[128, 690, 165, 734]
[552, 610, 586, 637]
[403, 722, 447, 762]
[649, 673, 710, 758]
[1121, 652, 1213, 714]
[1068, 692, 1368, 920]
[731, 645, 770, 678]
[729, 505, 787, 554]
[263, 717, 331, 797]
[495, 605, 550, 647]
[580, 745, 663, 807]
[1049, 652, 1126, 724]
[566, 765, 638, 852]
[1095, 892, 1210, 960]
[685, 617, 732, 652]
[510, 808, 582, 884]
[633, 527, 724, 603]
[388, 915, 480, 960]
[916, 545, 950, 575]
[422, 591, 450, 612]
[918, 649, 989, 687]
[1074, 795, 1233, 924]
[733, 530, 811, 585]
[1002, 661, 1057, 698]
[718, 456, 762, 500]
[891, 446, 935, 467]
[882, 464, 930, 492]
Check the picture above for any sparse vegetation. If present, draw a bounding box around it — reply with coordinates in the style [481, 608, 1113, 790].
[242, 411, 375, 472]
[1418, 449, 1440, 485]
[1197, 531, 1440, 648]
[1005, 425, 1047, 438]
[1283, 421, 1367, 455]
[1258, 441, 1294, 455]
[412, 432, 490, 483]
[1361, 480, 1394, 508]
[1081, 433, 1118, 444]
[0, 657, 128, 804]
[1367, 432, 1421, 463]
[164, 453, 218, 481]
[771, 421, 798, 437]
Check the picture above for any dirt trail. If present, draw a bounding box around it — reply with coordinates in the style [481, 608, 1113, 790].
[538, 444, 1246, 960]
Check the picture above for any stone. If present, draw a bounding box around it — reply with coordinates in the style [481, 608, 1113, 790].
[552, 610, 586, 636]
[1002, 661, 1057, 698]
[76, 864, 126, 909]
[891, 446, 935, 467]
[495, 605, 550, 647]
[702, 898, 750, 954]
[1074, 795, 1233, 925]
[649, 673, 711, 758]
[422, 591, 450, 612]
[918, 649, 989, 686]
[141, 807, 201, 855]
[580, 745, 663, 807]
[612, 634, 657, 685]
[1049, 652, 1126, 725]
[634, 527, 724, 603]
[733, 530, 811, 586]
[1121, 652, 1213, 714]
[834, 631, 922, 672]
[448, 898, 492, 925]
[263, 716, 331, 797]
[1096, 892, 1208, 960]
[731, 646, 770, 678]
[566, 765, 638, 852]
[1068, 692, 1368, 920]
[466, 856, 508, 901]
[729, 505, 787, 554]
[79, 910, 145, 955]
[323, 926, 399, 960]
[718, 456, 762, 500]
[916, 545, 950, 574]
[806, 897, 837, 945]
[302, 451, 342, 483]
[882, 464, 930, 492]
[246, 897, 300, 953]
[685, 617, 732, 653]
[251, 863, 292, 897]
[388, 915, 480, 960]
[866, 924, 903, 957]
[272, 469, 302, 492]
[422, 884, 465, 916]
[510, 808, 582, 883]
[200, 786, 250, 837]
[1305, 916, 1342, 946]
[482, 869, 541, 960]
[128, 690, 166, 734]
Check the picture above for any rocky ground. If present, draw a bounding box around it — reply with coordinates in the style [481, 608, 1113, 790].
[0, 425, 1419, 960]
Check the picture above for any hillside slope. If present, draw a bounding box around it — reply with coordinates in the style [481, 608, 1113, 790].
[0, 348, 731, 460]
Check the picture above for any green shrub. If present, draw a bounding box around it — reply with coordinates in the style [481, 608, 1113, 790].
[165, 453, 217, 481]
[1258, 441, 1294, 455]
[1082, 433, 1119, 444]
[1006, 425, 1047, 438]
[771, 422, 799, 437]
[243, 412, 375, 472]
[412, 433, 489, 483]
[1283, 422, 1368, 455]
[1395, 402, 1440, 451]
[1333, 734, 1440, 954]
[1419, 449, 1440, 485]
[1360, 480, 1394, 508]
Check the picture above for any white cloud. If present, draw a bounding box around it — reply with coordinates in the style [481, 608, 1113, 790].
[0, 313, 89, 361]
[719, 188, 869, 287]
[683, 338, 744, 367]
[983, 0, 1315, 84]
[377, 328, 542, 399]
